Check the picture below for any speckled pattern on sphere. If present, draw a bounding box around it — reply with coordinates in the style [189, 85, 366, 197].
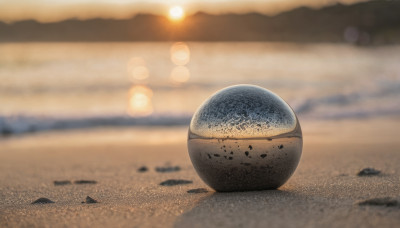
[188, 85, 302, 192]
[190, 84, 298, 139]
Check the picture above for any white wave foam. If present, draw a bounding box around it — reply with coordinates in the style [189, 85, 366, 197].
[0, 114, 191, 136]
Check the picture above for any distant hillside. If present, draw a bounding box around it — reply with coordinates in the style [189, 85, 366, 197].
[1, 0, 399, 44]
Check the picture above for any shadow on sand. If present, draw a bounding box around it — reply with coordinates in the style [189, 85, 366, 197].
[174, 189, 328, 228]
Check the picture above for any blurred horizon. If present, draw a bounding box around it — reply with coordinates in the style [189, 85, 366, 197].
[0, 0, 369, 23]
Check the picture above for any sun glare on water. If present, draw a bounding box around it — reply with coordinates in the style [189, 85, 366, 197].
[127, 85, 153, 117]
[169, 6, 185, 21]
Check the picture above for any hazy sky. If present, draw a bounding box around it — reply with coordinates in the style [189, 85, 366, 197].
[0, 0, 369, 22]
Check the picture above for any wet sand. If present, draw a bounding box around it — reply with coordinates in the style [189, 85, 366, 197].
[1, 118, 400, 227]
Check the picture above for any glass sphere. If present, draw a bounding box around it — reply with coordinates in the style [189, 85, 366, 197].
[187, 84, 302, 192]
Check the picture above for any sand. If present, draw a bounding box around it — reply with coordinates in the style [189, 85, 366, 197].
[1, 118, 400, 228]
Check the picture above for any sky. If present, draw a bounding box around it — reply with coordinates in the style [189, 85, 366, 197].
[0, 0, 369, 22]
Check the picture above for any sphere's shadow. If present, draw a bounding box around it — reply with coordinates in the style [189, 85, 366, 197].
[174, 189, 316, 228]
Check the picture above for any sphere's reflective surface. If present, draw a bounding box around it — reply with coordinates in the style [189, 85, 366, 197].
[188, 85, 302, 192]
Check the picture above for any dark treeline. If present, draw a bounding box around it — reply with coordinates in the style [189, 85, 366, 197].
[1, 0, 399, 44]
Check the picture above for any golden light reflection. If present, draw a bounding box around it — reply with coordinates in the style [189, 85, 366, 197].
[169, 6, 185, 21]
[170, 42, 190, 66]
[127, 85, 153, 116]
[170, 66, 190, 84]
[126, 57, 149, 81]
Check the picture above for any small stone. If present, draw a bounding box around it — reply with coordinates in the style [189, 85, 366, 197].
[155, 166, 181, 173]
[85, 196, 98, 204]
[357, 168, 381, 176]
[31, 198, 55, 204]
[137, 166, 148, 173]
[187, 188, 209, 193]
[74, 180, 97, 184]
[54, 180, 72, 186]
[160, 179, 193, 186]
[358, 197, 398, 207]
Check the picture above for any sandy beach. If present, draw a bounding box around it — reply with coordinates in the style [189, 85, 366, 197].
[2, 1, 400, 227]
[1, 118, 399, 227]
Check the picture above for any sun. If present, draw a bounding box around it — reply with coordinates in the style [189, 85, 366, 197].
[169, 6, 185, 21]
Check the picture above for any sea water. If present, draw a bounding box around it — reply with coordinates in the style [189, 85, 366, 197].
[0, 42, 400, 134]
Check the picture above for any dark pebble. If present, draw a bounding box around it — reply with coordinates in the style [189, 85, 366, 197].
[160, 179, 193, 186]
[74, 180, 97, 184]
[358, 197, 398, 207]
[54, 180, 72, 186]
[357, 168, 381, 176]
[31, 198, 55, 204]
[248, 145, 253, 150]
[137, 166, 148, 173]
[260, 154, 267, 158]
[85, 196, 99, 204]
[155, 166, 181, 173]
[187, 188, 209, 194]
[278, 145, 284, 149]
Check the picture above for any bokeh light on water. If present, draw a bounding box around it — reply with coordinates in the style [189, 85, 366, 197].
[126, 57, 150, 82]
[170, 66, 190, 84]
[127, 85, 153, 117]
[125, 42, 192, 117]
[170, 42, 191, 85]
[126, 56, 153, 116]
[170, 42, 190, 66]
[343, 26, 370, 45]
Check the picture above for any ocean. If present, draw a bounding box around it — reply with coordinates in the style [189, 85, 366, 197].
[1, 42, 400, 135]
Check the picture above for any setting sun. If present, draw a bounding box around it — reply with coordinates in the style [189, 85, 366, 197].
[169, 6, 184, 21]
